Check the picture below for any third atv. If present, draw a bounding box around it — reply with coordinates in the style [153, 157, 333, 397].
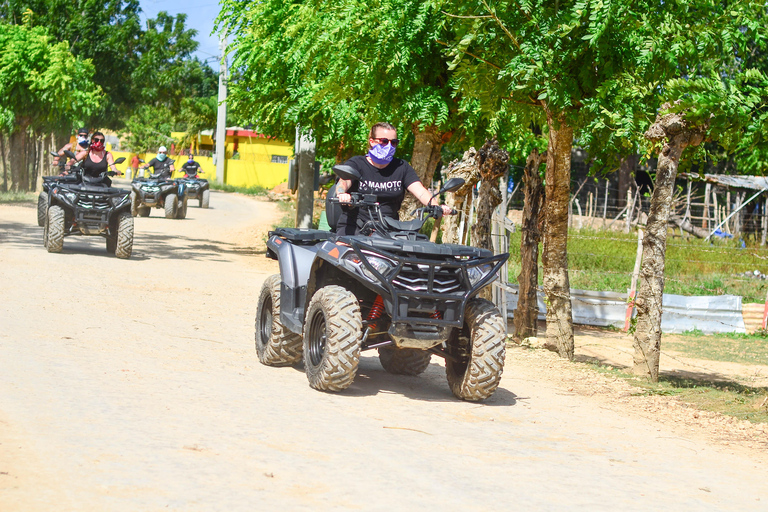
[256, 165, 508, 401]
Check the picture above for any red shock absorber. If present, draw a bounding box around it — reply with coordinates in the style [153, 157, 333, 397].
[367, 295, 385, 322]
[431, 310, 442, 320]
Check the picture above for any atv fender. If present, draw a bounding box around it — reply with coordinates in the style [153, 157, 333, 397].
[266, 233, 326, 335]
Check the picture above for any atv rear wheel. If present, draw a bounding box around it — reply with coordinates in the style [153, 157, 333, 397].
[445, 298, 506, 401]
[130, 192, 139, 217]
[200, 189, 210, 208]
[164, 193, 178, 219]
[115, 212, 133, 259]
[303, 286, 363, 391]
[378, 346, 432, 375]
[176, 196, 188, 219]
[37, 192, 48, 227]
[255, 274, 302, 366]
[138, 205, 150, 217]
[46, 205, 65, 253]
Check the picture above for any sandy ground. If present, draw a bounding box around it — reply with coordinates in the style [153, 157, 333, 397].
[1, 186, 767, 511]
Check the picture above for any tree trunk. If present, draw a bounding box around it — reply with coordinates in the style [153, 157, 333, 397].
[441, 148, 480, 244]
[513, 148, 546, 341]
[633, 107, 707, 381]
[402, 125, 445, 220]
[618, 155, 637, 207]
[542, 111, 575, 359]
[0, 133, 8, 193]
[9, 124, 30, 192]
[471, 138, 509, 250]
[471, 139, 510, 301]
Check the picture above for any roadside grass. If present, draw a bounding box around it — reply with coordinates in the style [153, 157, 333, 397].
[274, 199, 295, 229]
[665, 329, 768, 366]
[584, 360, 768, 424]
[0, 191, 36, 203]
[508, 228, 768, 302]
[209, 182, 269, 196]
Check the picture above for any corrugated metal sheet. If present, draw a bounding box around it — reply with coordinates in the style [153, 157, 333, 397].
[681, 173, 768, 192]
[506, 286, 746, 334]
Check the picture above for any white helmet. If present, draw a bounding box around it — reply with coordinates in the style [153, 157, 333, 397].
[158, 146, 167, 153]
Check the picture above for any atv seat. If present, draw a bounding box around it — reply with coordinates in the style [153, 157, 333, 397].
[272, 227, 332, 244]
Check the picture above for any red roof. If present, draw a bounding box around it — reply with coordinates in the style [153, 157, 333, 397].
[226, 129, 268, 138]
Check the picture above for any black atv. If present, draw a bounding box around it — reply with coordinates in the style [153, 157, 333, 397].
[256, 165, 508, 401]
[130, 158, 187, 219]
[37, 151, 81, 227]
[177, 168, 210, 208]
[43, 153, 133, 258]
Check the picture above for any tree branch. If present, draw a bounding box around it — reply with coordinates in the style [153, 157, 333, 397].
[435, 40, 501, 70]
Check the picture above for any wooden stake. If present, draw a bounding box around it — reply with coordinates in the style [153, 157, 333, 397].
[762, 197, 767, 246]
[625, 229, 644, 332]
[602, 179, 609, 228]
[703, 183, 711, 229]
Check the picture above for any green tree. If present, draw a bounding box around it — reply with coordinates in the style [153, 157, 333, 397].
[120, 104, 175, 153]
[0, 0, 143, 128]
[0, 18, 101, 191]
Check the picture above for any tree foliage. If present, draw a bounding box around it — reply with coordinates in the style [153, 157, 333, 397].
[0, 17, 101, 133]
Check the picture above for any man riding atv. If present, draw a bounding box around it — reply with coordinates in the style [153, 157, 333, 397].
[256, 122, 508, 401]
[140, 146, 175, 179]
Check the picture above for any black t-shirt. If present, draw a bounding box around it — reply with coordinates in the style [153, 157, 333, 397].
[181, 161, 201, 175]
[335, 155, 420, 235]
[147, 157, 173, 178]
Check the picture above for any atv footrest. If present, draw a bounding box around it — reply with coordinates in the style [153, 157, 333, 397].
[271, 228, 332, 244]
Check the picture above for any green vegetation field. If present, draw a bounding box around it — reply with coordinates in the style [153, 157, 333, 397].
[508, 229, 768, 302]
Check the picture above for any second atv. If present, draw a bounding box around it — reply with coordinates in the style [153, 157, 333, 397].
[130, 158, 188, 219]
[256, 165, 508, 401]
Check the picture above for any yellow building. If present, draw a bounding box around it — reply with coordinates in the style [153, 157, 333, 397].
[111, 128, 293, 189]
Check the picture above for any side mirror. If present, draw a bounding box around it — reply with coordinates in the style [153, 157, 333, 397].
[440, 177, 465, 194]
[332, 164, 361, 182]
[49, 151, 58, 157]
[114, 157, 126, 165]
[63, 149, 77, 159]
[139, 159, 145, 163]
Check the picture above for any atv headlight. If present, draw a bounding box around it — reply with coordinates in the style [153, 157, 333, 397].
[343, 252, 394, 282]
[467, 263, 495, 286]
[65, 192, 77, 202]
[110, 196, 125, 207]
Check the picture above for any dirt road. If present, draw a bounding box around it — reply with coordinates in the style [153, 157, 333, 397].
[1, 188, 767, 511]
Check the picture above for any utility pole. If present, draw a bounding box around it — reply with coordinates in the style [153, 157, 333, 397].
[295, 128, 316, 228]
[215, 33, 228, 185]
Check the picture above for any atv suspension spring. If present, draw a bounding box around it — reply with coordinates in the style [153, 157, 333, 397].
[367, 295, 385, 321]
[431, 310, 442, 320]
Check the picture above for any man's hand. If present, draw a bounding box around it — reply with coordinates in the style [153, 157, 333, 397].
[337, 192, 352, 204]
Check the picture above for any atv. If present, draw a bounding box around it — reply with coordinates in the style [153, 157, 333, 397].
[43, 153, 133, 258]
[37, 151, 81, 226]
[130, 158, 187, 219]
[256, 165, 509, 401]
[177, 168, 210, 208]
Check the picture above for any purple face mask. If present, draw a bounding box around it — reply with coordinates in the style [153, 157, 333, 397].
[368, 143, 396, 165]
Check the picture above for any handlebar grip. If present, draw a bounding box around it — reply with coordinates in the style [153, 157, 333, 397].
[450, 208, 457, 215]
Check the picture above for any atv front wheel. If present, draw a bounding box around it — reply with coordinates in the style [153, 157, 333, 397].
[115, 212, 133, 259]
[445, 298, 506, 401]
[164, 193, 178, 219]
[200, 189, 210, 208]
[37, 192, 48, 227]
[303, 286, 363, 391]
[255, 274, 302, 366]
[46, 205, 65, 253]
[176, 196, 188, 219]
[378, 346, 431, 376]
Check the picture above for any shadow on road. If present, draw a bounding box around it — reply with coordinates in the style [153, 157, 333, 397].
[279, 357, 519, 405]
[0, 218, 266, 262]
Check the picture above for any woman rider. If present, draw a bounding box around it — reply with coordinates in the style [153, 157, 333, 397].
[75, 131, 121, 183]
[335, 122, 452, 235]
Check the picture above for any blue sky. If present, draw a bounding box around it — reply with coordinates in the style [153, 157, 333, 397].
[139, 0, 224, 66]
